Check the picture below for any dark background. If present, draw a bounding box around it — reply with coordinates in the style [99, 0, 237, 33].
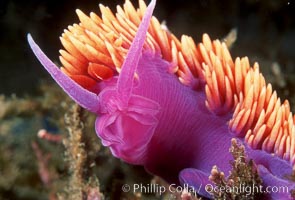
[0, 0, 294, 95]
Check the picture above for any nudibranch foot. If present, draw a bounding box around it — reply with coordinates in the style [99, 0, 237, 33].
[180, 139, 295, 199]
[180, 168, 212, 199]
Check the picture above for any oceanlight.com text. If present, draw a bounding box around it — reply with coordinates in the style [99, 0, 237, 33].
[205, 183, 289, 196]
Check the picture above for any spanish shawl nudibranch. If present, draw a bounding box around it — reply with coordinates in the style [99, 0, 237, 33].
[28, 0, 295, 199]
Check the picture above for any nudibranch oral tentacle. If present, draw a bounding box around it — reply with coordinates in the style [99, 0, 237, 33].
[28, 0, 295, 199]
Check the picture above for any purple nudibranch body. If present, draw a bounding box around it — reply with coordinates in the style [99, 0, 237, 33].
[28, 0, 295, 199]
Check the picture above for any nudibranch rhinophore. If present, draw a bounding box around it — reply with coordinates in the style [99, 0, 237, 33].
[28, 0, 295, 199]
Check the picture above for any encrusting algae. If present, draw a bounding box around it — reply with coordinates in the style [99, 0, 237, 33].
[208, 139, 263, 200]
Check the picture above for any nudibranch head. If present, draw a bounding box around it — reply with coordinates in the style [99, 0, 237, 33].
[28, 0, 295, 199]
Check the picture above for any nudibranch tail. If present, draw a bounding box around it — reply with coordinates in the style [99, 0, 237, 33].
[27, 34, 99, 113]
